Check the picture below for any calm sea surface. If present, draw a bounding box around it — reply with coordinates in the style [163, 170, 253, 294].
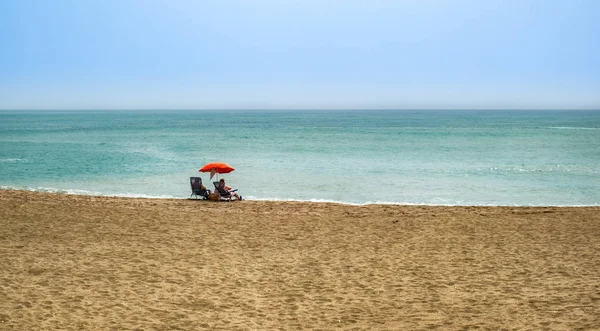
[1, 110, 599, 206]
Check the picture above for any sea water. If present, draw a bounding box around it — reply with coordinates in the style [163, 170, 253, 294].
[1, 110, 599, 206]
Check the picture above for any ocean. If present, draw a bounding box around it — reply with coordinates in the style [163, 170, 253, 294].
[1, 110, 599, 206]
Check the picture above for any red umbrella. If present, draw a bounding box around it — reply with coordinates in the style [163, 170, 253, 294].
[199, 162, 235, 180]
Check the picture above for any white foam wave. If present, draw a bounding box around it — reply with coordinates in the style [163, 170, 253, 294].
[243, 195, 412, 206]
[0, 158, 27, 163]
[0, 186, 177, 199]
[481, 165, 599, 175]
[0, 186, 100, 195]
[548, 126, 599, 130]
[109, 192, 178, 199]
[241, 196, 600, 207]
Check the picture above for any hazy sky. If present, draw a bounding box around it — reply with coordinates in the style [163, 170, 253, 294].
[1, 0, 599, 109]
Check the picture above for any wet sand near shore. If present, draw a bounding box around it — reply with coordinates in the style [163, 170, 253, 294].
[1, 189, 599, 330]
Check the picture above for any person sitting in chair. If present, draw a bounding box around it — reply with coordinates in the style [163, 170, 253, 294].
[219, 178, 242, 200]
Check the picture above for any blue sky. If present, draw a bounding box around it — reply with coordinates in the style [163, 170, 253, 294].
[1, 0, 598, 109]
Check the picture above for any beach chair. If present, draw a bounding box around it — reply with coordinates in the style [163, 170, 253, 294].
[213, 181, 238, 201]
[190, 177, 210, 199]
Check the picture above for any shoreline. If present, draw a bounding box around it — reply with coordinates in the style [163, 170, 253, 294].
[2, 189, 599, 329]
[2, 188, 599, 207]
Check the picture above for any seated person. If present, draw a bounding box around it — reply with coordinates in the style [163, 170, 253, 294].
[218, 178, 242, 200]
[201, 183, 211, 196]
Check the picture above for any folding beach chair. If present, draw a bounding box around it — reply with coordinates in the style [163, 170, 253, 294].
[213, 181, 238, 201]
[190, 177, 210, 199]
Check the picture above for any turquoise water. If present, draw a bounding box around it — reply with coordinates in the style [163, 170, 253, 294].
[1, 110, 599, 206]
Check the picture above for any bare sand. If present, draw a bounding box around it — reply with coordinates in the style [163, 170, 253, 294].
[1, 189, 599, 330]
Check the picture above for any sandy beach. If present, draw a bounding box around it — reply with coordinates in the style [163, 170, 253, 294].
[1, 189, 599, 330]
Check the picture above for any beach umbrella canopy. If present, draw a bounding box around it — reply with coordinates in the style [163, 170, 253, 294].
[199, 162, 235, 179]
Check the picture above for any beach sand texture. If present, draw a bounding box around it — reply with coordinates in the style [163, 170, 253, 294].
[1, 190, 599, 330]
